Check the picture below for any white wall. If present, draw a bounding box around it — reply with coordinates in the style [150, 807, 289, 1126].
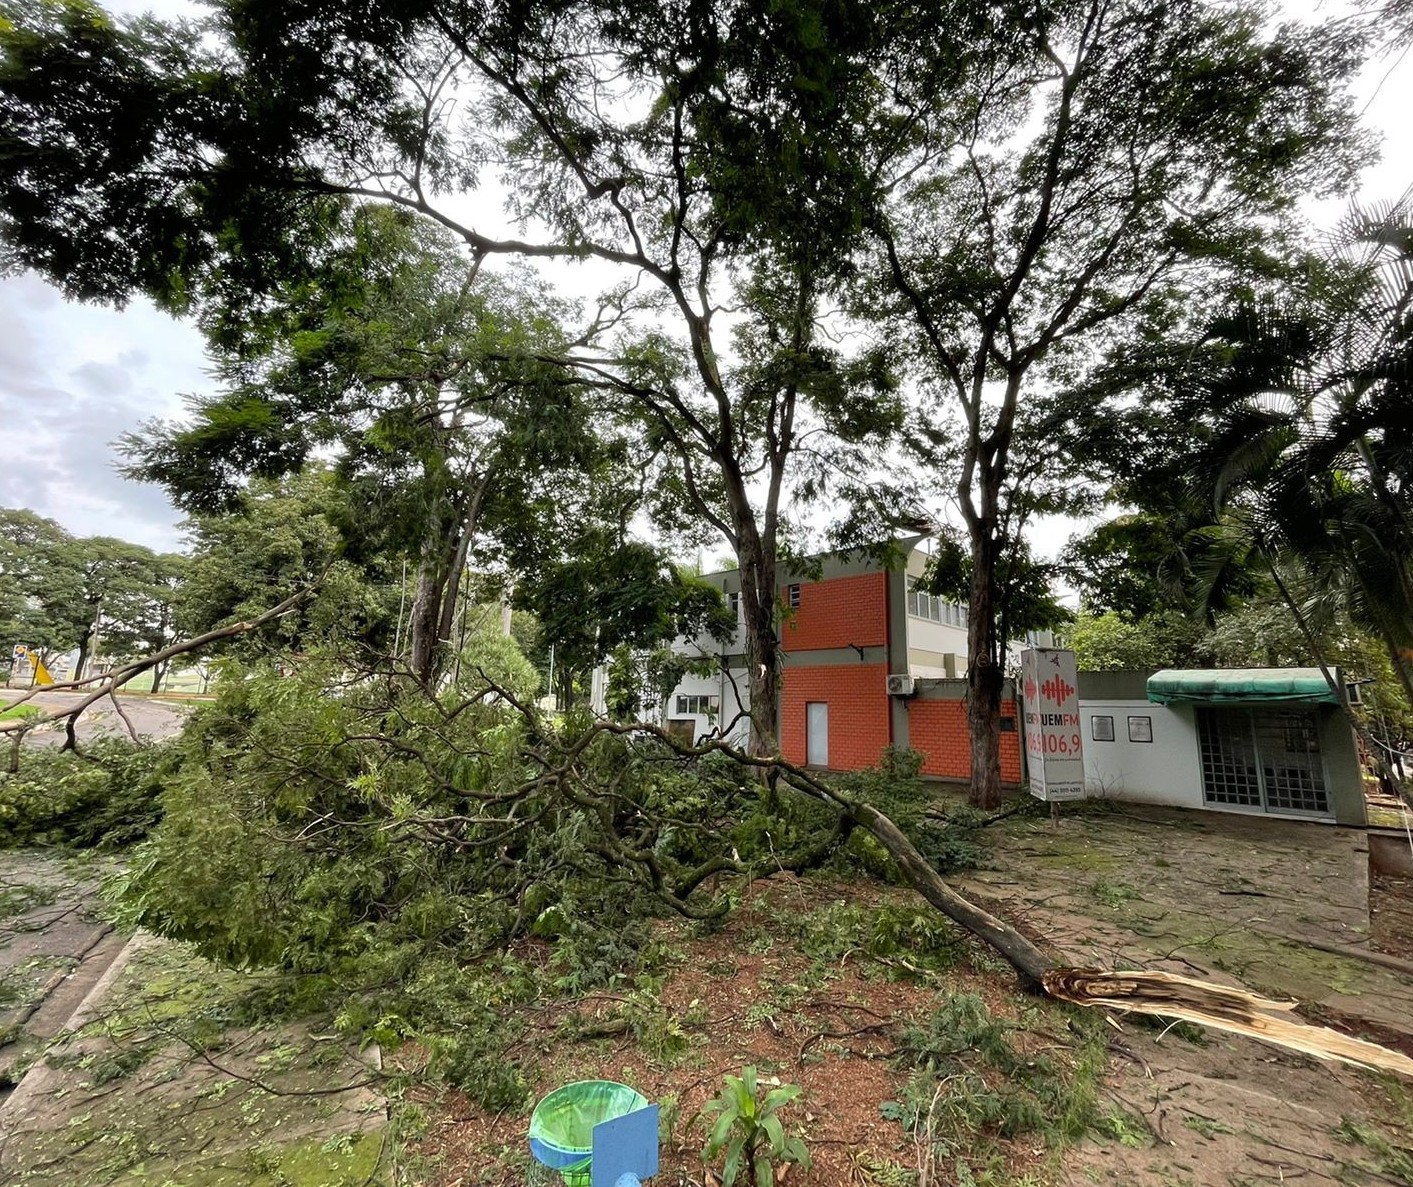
[668, 665, 751, 746]
[905, 616, 969, 660]
[1078, 700, 1205, 809]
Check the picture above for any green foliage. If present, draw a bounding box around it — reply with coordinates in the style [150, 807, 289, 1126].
[1196, 599, 1413, 744]
[701, 1066, 811, 1187]
[829, 750, 990, 879]
[175, 467, 399, 657]
[613, 976, 692, 1064]
[1067, 611, 1203, 672]
[887, 995, 1107, 1164]
[452, 611, 541, 701]
[0, 738, 170, 848]
[785, 899, 962, 977]
[921, 531, 1072, 650]
[97, 663, 772, 1105]
[517, 547, 736, 692]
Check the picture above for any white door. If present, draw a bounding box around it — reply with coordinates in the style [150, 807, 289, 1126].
[806, 702, 829, 767]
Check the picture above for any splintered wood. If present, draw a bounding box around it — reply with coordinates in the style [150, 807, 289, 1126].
[1043, 967, 1413, 1077]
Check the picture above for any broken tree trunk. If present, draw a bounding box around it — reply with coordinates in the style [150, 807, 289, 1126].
[846, 791, 1413, 1078]
[1044, 968, 1413, 1078]
[651, 730, 1413, 1080]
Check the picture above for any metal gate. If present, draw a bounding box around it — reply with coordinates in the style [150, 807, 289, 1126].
[1197, 708, 1330, 816]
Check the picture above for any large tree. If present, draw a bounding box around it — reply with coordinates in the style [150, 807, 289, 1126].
[866, 0, 1369, 805]
[175, 466, 400, 658]
[0, 0, 908, 752]
[123, 205, 616, 684]
[1157, 196, 1413, 708]
[0, 508, 78, 662]
[0, 508, 180, 679]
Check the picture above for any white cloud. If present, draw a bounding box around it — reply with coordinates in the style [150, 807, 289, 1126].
[0, 273, 207, 551]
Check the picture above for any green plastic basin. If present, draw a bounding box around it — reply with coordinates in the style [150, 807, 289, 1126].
[528, 1080, 649, 1187]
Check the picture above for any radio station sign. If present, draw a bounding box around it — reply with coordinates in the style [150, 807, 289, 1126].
[1020, 648, 1086, 802]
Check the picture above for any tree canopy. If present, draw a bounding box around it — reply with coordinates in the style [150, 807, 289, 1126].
[0, 508, 188, 679]
[0, 0, 1383, 786]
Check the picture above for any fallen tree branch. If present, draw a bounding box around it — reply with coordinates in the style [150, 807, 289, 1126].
[497, 701, 1413, 1078]
[0, 588, 316, 750]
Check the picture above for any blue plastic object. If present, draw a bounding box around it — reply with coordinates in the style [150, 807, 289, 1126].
[591, 1104, 659, 1187]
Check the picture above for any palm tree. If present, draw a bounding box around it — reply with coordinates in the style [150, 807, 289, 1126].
[1187, 192, 1413, 795]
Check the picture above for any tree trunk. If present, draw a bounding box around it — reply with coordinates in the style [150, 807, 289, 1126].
[74, 628, 94, 684]
[150, 662, 165, 694]
[407, 564, 443, 686]
[850, 801, 1051, 988]
[736, 524, 780, 755]
[409, 493, 458, 685]
[966, 531, 1005, 809]
[434, 470, 493, 654]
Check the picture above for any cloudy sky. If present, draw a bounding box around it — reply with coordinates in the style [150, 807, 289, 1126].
[0, 0, 1408, 555]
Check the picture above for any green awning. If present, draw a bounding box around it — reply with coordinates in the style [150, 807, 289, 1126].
[1146, 668, 1341, 706]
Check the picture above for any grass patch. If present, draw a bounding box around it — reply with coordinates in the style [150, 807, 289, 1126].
[0, 703, 40, 721]
[1334, 1117, 1413, 1183]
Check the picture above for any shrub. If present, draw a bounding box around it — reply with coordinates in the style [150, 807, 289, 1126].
[99, 664, 769, 1104]
[0, 738, 170, 848]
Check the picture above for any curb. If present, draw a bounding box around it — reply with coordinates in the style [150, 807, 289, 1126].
[0, 931, 149, 1136]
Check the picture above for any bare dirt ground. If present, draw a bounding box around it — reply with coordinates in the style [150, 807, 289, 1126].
[1372, 872, 1413, 962]
[411, 875, 1072, 1187]
[412, 805, 1413, 1187]
[967, 801, 1413, 1187]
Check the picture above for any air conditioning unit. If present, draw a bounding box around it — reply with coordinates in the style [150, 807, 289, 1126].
[1345, 681, 1364, 706]
[886, 673, 916, 697]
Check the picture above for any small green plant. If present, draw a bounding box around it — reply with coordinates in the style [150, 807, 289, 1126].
[701, 1066, 811, 1187]
[1182, 1113, 1234, 1139]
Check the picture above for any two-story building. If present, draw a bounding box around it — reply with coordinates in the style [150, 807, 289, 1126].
[662, 537, 1047, 783]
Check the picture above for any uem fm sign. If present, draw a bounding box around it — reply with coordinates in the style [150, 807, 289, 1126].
[1020, 648, 1086, 802]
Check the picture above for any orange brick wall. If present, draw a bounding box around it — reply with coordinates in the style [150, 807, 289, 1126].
[781, 572, 888, 652]
[906, 698, 1022, 783]
[781, 664, 891, 771]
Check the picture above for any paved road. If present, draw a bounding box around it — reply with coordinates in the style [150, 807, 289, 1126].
[6, 691, 191, 748]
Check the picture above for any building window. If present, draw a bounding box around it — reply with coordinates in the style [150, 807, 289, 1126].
[726, 591, 740, 617]
[675, 695, 720, 716]
[907, 576, 963, 626]
[787, 584, 802, 609]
